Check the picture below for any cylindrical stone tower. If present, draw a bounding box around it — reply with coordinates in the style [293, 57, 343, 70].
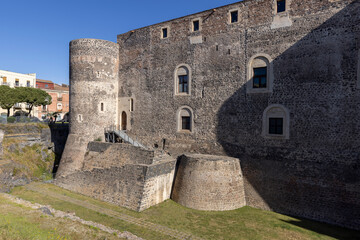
[57, 39, 119, 177]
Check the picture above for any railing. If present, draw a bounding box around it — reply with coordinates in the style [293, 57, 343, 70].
[104, 125, 149, 150]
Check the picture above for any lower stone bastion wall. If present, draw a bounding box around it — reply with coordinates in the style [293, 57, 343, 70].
[55, 141, 246, 212]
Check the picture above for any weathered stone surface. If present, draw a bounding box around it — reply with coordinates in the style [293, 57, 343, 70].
[57, 0, 360, 230]
[56, 142, 176, 211]
[56, 39, 120, 178]
[171, 154, 246, 211]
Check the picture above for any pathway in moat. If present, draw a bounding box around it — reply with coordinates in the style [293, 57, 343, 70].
[24, 183, 203, 240]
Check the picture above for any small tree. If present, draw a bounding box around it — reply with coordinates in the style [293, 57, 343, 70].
[0, 85, 18, 117]
[17, 87, 52, 117]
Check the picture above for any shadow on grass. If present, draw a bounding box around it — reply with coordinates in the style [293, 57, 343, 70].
[281, 219, 360, 240]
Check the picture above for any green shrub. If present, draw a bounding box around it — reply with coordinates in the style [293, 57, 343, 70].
[7, 117, 15, 123]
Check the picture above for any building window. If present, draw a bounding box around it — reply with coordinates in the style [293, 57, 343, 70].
[182, 116, 191, 130]
[174, 64, 191, 95]
[42, 105, 47, 111]
[192, 20, 200, 32]
[162, 28, 168, 39]
[277, 0, 286, 13]
[2, 77, 6, 83]
[130, 98, 134, 112]
[177, 107, 193, 132]
[78, 114, 83, 122]
[262, 104, 289, 139]
[247, 54, 273, 94]
[15, 79, 19, 86]
[230, 10, 238, 23]
[101, 103, 104, 112]
[57, 103, 63, 110]
[26, 81, 30, 87]
[178, 75, 188, 93]
[269, 118, 283, 135]
[45, 84, 48, 88]
[253, 67, 267, 88]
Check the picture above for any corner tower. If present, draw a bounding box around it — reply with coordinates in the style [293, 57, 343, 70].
[57, 39, 119, 177]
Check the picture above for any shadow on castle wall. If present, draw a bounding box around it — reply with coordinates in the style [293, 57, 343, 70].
[216, 1, 360, 233]
[49, 123, 69, 175]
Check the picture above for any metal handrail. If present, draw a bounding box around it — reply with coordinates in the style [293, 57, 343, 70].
[104, 125, 149, 150]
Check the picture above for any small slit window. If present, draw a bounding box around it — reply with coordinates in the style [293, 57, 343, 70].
[193, 20, 200, 32]
[101, 103, 104, 112]
[277, 0, 286, 13]
[130, 98, 134, 112]
[230, 11, 238, 23]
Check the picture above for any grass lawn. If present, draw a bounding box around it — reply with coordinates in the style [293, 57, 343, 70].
[0, 194, 123, 240]
[10, 183, 360, 240]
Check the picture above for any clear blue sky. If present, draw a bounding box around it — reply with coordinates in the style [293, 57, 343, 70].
[0, 0, 239, 85]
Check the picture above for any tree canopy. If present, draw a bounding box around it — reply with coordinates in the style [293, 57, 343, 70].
[16, 87, 52, 116]
[0, 85, 18, 117]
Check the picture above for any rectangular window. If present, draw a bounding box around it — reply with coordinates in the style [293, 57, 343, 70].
[269, 118, 283, 135]
[162, 28, 168, 38]
[230, 11, 238, 23]
[2, 77, 6, 83]
[182, 116, 191, 130]
[193, 20, 200, 32]
[178, 75, 189, 93]
[26, 81, 30, 87]
[277, 0, 286, 13]
[15, 79, 19, 86]
[253, 67, 267, 88]
[45, 84, 48, 88]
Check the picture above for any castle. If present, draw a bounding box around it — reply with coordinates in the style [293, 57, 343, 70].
[55, 0, 360, 230]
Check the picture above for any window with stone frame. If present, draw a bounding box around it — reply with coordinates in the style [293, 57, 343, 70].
[230, 10, 238, 23]
[175, 65, 191, 95]
[262, 104, 289, 139]
[162, 28, 168, 39]
[247, 54, 273, 94]
[178, 107, 193, 132]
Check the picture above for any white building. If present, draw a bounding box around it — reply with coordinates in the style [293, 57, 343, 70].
[0, 70, 38, 117]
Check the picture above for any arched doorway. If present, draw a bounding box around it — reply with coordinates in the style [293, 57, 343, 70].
[121, 111, 127, 130]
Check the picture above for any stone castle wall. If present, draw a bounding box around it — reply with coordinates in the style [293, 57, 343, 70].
[57, 39, 120, 177]
[172, 154, 246, 211]
[56, 142, 176, 211]
[116, 0, 360, 229]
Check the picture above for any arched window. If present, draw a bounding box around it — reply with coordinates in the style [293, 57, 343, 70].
[177, 107, 193, 132]
[247, 54, 273, 94]
[262, 104, 289, 139]
[174, 64, 191, 95]
[121, 111, 127, 131]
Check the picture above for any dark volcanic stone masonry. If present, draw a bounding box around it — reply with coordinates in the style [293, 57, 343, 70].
[57, 0, 360, 230]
